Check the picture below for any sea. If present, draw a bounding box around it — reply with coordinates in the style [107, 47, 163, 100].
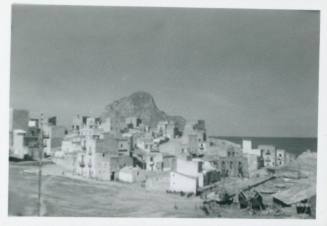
[210, 136, 317, 157]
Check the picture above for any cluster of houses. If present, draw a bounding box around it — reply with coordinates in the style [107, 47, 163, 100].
[241, 140, 296, 176]
[9, 108, 296, 194]
[9, 108, 66, 160]
[62, 114, 183, 181]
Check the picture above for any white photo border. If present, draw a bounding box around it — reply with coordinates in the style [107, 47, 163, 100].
[0, 1, 326, 226]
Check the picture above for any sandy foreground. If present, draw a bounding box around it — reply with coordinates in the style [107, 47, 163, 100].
[8, 162, 206, 217]
[8, 160, 314, 218]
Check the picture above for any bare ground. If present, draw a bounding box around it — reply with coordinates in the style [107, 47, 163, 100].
[8, 158, 315, 218]
[8, 163, 204, 217]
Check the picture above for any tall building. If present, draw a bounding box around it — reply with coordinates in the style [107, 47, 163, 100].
[258, 145, 276, 167]
[242, 140, 261, 156]
[11, 129, 29, 159]
[9, 108, 30, 159]
[9, 108, 29, 132]
[43, 124, 66, 155]
[72, 115, 83, 132]
[276, 149, 286, 166]
[74, 133, 133, 180]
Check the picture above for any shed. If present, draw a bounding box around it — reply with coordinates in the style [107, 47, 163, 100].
[238, 189, 265, 210]
[272, 185, 316, 207]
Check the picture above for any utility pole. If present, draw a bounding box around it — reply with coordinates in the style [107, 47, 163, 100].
[37, 113, 44, 216]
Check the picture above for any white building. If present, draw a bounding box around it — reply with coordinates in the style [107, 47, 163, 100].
[242, 140, 261, 156]
[169, 159, 205, 194]
[9, 108, 30, 159]
[75, 137, 97, 177]
[244, 153, 260, 177]
[175, 158, 202, 176]
[169, 172, 199, 194]
[11, 129, 29, 159]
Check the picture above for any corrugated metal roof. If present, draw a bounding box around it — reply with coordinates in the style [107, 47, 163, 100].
[273, 184, 316, 205]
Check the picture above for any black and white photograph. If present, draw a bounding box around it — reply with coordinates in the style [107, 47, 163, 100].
[1, 1, 326, 224]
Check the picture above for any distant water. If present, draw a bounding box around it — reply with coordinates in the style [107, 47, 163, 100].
[210, 136, 317, 157]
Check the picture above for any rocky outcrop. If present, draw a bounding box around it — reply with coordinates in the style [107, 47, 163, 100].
[101, 91, 185, 131]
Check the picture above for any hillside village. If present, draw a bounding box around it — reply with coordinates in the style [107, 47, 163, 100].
[9, 92, 317, 218]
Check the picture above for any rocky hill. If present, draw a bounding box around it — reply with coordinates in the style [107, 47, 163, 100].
[101, 91, 186, 131]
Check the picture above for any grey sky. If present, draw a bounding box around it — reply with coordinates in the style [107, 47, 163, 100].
[10, 5, 319, 137]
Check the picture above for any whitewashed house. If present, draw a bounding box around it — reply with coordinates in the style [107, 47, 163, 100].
[169, 159, 204, 194]
[242, 140, 261, 156]
[170, 172, 199, 194]
[11, 129, 29, 159]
